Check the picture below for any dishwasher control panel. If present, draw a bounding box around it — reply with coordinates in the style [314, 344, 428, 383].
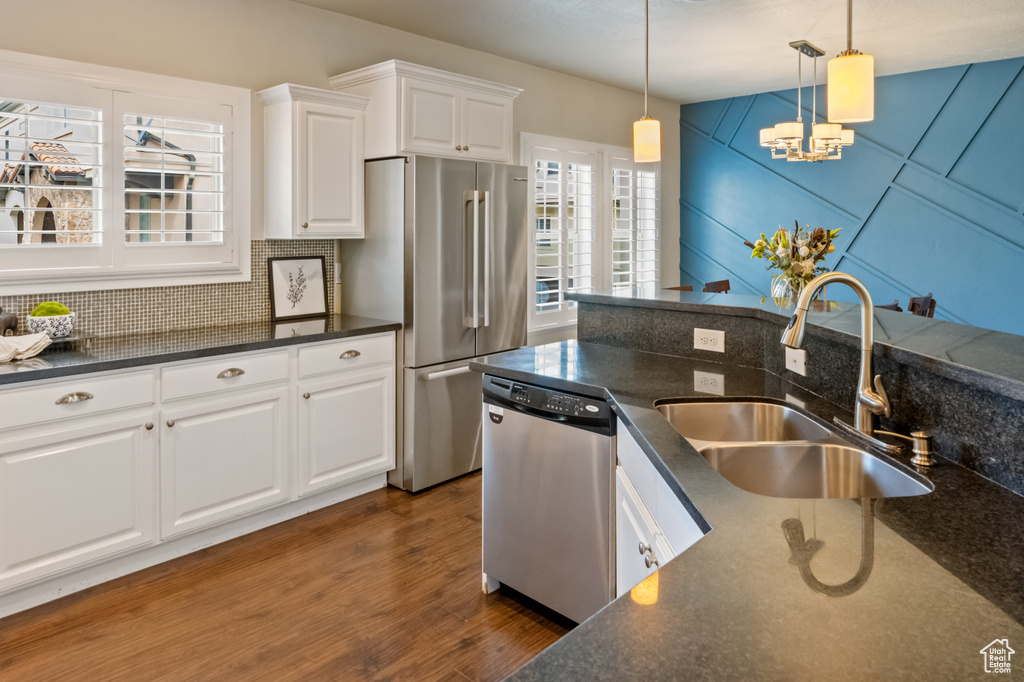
[484, 375, 612, 432]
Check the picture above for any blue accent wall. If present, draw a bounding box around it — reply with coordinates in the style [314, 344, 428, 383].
[679, 57, 1024, 336]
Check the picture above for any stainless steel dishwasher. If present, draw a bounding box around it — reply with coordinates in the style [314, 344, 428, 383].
[481, 374, 615, 624]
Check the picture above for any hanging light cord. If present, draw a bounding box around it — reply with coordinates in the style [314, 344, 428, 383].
[847, 0, 853, 52]
[796, 48, 802, 123]
[644, 0, 649, 118]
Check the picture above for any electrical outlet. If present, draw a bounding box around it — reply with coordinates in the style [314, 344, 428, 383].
[785, 393, 806, 409]
[785, 347, 807, 376]
[694, 370, 725, 396]
[693, 328, 725, 353]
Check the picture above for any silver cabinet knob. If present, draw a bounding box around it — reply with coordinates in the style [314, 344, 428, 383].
[145, 422, 154, 431]
[217, 367, 245, 379]
[464, 145, 469, 152]
[456, 145, 462, 151]
[166, 419, 175, 428]
[303, 392, 311, 400]
[301, 222, 309, 229]
[645, 553, 659, 569]
[638, 542, 651, 556]
[56, 391, 93, 405]
[340, 350, 361, 359]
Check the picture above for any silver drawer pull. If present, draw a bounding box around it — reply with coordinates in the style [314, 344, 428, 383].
[340, 350, 361, 360]
[55, 391, 93, 405]
[303, 392, 311, 400]
[217, 367, 246, 379]
[166, 419, 176, 428]
[145, 423, 154, 431]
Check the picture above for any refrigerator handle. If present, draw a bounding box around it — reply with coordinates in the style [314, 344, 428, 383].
[481, 190, 490, 327]
[464, 190, 480, 329]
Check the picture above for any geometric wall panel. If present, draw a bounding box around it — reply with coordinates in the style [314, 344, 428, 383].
[679, 56, 1024, 336]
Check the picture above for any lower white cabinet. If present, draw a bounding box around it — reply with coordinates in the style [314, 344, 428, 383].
[615, 418, 705, 597]
[616, 467, 673, 597]
[298, 364, 395, 497]
[160, 387, 289, 539]
[0, 412, 157, 592]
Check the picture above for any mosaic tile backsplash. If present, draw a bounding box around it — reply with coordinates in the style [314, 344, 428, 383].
[0, 240, 335, 338]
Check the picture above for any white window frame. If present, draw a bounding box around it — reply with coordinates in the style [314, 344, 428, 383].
[521, 132, 661, 331]
[0, 48, 250, 294]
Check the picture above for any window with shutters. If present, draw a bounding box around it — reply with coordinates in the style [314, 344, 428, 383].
[522, 133, 660, 330]
[0, 49, 250, 293]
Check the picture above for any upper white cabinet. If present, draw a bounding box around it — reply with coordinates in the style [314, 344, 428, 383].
[258, 84, 368, 239]
[329, 61, 521, 164]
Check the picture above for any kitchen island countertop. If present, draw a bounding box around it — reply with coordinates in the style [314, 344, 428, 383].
[472, 340, 1024, 681]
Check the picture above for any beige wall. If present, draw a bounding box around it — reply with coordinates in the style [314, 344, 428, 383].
[1, 0, 680, 285]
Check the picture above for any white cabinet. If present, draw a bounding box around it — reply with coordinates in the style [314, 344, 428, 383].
[258, 84, 368, 239]
[0, 330, 396, 612]
[616, 467, 672, 597]
[298, 364, 395, 497]
[330, 60, 520, 164]
[0, 412, 157, 592]
[160, 387, 289, 539]
[615, 418, 705, 597]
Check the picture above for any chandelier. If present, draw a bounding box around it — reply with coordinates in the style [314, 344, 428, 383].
[759, 40, 855, 163]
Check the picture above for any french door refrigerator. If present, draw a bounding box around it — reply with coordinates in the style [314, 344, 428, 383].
[337, 155, 528, 491]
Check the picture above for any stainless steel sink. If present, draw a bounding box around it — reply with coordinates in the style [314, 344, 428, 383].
[699, 443, 934, 499]
[655, 401, 832, 444]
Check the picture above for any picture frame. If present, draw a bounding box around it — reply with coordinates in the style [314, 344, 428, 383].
[268, 256, 328, 321]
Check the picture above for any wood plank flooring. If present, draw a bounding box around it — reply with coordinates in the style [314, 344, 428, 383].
[0, 473, 571, 681]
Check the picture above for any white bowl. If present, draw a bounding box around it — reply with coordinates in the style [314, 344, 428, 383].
[27, 312, 77, 338]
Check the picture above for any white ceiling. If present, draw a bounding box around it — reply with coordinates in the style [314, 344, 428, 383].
[293, 0, 1024, 104]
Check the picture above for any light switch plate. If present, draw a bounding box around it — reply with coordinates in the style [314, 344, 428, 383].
[694, 328, 725, 353]
[694, 370, 725, 396]
[785, 347, 807, 376]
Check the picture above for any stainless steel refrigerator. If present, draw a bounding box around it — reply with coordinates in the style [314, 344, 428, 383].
[337, 155, 528, 491]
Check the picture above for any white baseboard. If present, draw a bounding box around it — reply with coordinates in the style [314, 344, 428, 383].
[0, 474, 387, 619]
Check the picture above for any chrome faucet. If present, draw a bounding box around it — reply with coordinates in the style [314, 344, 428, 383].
[780, 272, 891, 438]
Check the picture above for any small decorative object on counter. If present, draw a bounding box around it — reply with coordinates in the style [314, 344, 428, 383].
[0, 306, 17, 336]
[268, 256, 328, 321]
[26, 301, 78, 338]
[748, 220, 841, 299]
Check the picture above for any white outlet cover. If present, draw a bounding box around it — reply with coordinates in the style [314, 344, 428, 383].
[694, 370, 725, 396]
[785, 347, 807, 376]
[694, 328, 725, 353]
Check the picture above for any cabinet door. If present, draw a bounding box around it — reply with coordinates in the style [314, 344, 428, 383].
[160, 388, 289, 539]
[0, 413, 157, 592]
[296, 100, 364, 238]
[298, 364, 395, 496]
[616, 466, 658, 598]
[401, 77, 461, 157]
[461, 91, 513, 162]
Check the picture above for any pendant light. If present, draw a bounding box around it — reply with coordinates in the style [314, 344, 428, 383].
[633, 0, 661, 163]
[828, 0, 874, 123]
[759, 41, 855, 163]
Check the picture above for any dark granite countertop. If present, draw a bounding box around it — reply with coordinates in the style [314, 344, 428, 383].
[0, 315, 401, 386]
[471, 340, 1024, 681]
[573, 288, 1024, 403]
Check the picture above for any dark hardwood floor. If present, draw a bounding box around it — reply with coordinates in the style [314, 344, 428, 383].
[0, 473, 570, 681]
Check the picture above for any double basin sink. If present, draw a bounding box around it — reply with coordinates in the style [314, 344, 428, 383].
[655, 401, 933, 499]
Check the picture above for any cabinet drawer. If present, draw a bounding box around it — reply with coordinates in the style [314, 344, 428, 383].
[298, 333, 394, 378]
[616, 418, 658, 511]
[0, 371, 154, 430]
[161, 351, 289, 401]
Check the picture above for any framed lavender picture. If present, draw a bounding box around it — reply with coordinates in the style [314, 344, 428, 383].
[268, 256, 328, 321]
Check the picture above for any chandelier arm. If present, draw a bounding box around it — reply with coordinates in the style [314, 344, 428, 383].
[796, 48, 802, 121]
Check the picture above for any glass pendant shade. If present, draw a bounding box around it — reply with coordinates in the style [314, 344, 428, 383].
[634, 117, 661, 163]
[828, 52, 874, 122]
